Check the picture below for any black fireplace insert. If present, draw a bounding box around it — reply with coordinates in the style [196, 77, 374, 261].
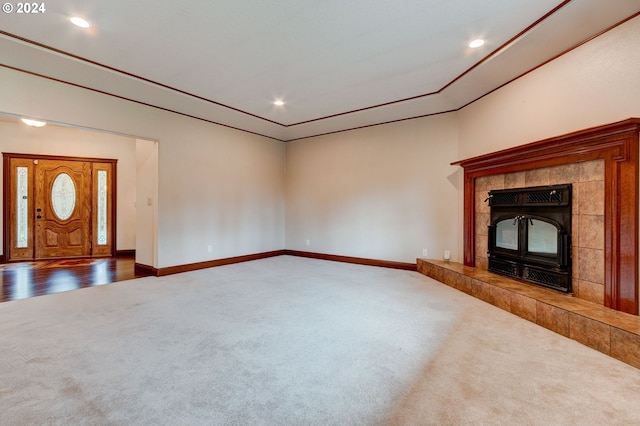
[487, 184, 572, 292]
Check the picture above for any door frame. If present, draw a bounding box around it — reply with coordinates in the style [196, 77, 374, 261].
[2, 153, 118, 261]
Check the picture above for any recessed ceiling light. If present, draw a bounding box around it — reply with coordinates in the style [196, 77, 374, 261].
[469, 39, 485, 48]
[21, 118, 47, 127]
[273, 100, 285, 106]
[70, 17, 90, 28]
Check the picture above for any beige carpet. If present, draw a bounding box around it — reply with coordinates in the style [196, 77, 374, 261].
[1, 255, 639, 425]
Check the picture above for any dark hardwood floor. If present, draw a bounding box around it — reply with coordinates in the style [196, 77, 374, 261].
[0, 256, 152, 303]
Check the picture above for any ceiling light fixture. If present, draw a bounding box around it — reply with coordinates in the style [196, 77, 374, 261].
[21, 118, 47, 127]
[469, 39, 485, 48]
[273, 100, 285, 106]
[70, 17, 90, 28]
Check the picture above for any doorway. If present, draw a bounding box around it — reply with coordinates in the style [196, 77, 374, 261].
[3, 153, 116, 261]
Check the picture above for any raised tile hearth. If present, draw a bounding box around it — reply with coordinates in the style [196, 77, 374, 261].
[417, 258, 640, 369]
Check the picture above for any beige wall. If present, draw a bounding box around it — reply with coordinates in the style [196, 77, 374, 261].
[157, 115, 285, 266]
[0, 120, 137, 253]
[136, 139, 158, 266]
[0, 67, 286, 269]
[285, 114, 460, 263]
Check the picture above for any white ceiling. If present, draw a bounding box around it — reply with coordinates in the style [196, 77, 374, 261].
[1, 0, 639, 141]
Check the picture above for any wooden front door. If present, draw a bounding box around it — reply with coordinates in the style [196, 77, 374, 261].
[35, 159, 92, 258]
[4, 154, 116, 261]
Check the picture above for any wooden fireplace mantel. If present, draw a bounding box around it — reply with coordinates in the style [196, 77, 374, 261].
[452, 118, 640, 315]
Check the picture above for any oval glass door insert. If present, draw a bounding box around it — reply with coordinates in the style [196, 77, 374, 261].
[51, 173, 76, 220]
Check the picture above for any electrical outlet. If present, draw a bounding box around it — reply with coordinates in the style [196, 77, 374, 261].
[207, 245, 213, 253]
[306, 239, 310, 246]
[422, 248, 428, 257]
[444, 250, 451, 260]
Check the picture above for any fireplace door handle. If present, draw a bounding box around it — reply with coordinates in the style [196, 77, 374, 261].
[512, 215, 531, 225]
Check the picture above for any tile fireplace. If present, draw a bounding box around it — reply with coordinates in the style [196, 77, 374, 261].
[452, 118, 640, 315]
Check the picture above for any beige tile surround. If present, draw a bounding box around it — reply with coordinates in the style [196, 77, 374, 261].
[474, 160, 605, 305]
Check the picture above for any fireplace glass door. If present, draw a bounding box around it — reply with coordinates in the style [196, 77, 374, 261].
[495, 219, 518, 251]
[527, 219, 558, 255]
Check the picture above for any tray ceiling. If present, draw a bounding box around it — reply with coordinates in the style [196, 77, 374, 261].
[1, 0, 639, 140]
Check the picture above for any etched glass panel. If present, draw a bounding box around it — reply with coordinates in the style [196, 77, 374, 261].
[528, 219, 558, 254]
[51, 173, 76, 220]
[495, 219, 518, 251]
[97, 170, 107, 245]
[16, 166, 29, 248]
